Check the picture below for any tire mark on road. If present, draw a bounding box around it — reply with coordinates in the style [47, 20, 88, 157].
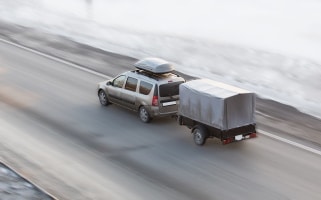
[109, 154, 213, 200]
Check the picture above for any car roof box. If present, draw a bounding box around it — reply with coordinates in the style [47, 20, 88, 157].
[134, 58, 174, 74]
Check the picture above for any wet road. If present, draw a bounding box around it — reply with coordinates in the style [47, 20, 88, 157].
[1, 40, 321, 200]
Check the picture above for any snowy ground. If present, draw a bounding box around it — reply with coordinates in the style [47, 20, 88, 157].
[0, 0, 320, 118]
[0, 163, 52, 200]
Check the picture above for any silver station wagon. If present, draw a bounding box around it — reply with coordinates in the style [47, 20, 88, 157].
[97, 58, 186, 122]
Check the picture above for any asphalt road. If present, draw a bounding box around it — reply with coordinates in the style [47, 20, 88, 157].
[1, 40, 321, 200]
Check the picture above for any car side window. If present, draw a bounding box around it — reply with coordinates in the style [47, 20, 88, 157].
[139, 81, 153, 95]
[125, 77, 138, 92]
[113, 75, 126, 88]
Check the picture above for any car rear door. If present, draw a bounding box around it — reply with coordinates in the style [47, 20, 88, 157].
[121, 76, 138, 110]
[158, 81, 184, 114]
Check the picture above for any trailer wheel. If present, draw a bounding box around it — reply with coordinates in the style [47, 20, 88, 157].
[192, 125, 208, 146]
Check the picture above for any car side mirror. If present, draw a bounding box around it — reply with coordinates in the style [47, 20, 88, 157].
[107, 81, 112, 86]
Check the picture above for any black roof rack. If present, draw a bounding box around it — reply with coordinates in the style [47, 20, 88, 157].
[132, 69, 179, 81]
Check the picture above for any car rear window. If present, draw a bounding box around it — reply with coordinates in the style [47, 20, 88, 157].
[139, 81, 153, 95]
[159, 81, 184, 97]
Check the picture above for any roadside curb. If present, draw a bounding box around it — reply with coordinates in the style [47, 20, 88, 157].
[0, 159, 58, 200]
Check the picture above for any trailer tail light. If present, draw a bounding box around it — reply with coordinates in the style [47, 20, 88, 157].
[152, 96, 158, 106]
[223, 132, 256, 145]
[222, 138, 234, 145]
[249, 132, 257, 138]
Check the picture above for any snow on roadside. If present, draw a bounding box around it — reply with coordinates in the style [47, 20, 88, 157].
[0, 0, 320, 119]
[0, 163, 52, 199]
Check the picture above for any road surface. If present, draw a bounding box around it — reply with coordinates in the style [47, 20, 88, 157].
[1, 38, 321, 200]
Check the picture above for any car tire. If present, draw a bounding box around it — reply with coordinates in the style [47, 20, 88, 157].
[139, 106, 152, 123]
[98, 90, 110, 106]
[192, 125, 208, 146]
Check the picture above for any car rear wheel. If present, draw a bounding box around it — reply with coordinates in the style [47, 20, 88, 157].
[192, 125, 208, 146]
[139, 106, 152, 123]
[98, 90, 110, 106]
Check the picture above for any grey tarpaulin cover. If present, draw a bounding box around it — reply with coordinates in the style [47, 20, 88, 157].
[179, 79, 255, 130]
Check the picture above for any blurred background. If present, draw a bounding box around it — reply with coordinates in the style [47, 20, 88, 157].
[1, 1, 321, 200]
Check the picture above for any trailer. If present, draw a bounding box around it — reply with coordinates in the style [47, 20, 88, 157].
[178, 79, 257, 145]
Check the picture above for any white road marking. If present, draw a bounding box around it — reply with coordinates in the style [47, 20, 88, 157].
[256, 110, 277, 120]
[1, 38, 320, 156]
[0, 38, 112, 79]
[259, 129, 321, 156]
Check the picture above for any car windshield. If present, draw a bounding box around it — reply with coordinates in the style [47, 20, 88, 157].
[159, 81, 184, 97]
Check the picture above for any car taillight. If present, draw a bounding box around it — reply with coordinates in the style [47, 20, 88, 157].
[152, 96, 158, 106]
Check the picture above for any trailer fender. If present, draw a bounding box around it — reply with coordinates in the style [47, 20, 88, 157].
[178, 115, 183, 125]
[192, 124, 208, 146]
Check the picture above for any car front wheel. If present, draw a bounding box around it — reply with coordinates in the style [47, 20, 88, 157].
[98, 90, 110, 106]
